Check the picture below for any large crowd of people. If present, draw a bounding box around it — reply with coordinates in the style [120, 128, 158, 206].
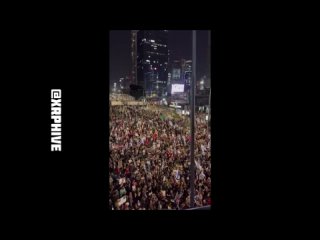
[110, 93, 135, 101]
[109, 105, 211, 210]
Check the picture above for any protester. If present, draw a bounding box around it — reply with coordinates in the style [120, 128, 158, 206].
[109, 104, 211, 210]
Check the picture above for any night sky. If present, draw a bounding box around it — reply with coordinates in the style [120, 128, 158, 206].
[110, 30, 210, 87]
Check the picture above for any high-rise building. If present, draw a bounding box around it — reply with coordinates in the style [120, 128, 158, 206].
[134, 30, 169, 97]
[119, 77, 124, 90]
[172, 60, 182, 81]
[183, 60, 192, 89]
[131, 30, 138, 85]
[170, 59, 192, 91]
[167, 72, 172, 86]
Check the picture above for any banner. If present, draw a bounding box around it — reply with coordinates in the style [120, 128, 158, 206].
[116, 196, 127, 208]
[195, 160, 203, 171]
[119, 177, 126, 185]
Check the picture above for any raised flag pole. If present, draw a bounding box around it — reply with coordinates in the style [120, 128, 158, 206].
[190, 30, 196, 208]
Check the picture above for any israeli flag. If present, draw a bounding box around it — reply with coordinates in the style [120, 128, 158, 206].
[175, 170, 180, 180]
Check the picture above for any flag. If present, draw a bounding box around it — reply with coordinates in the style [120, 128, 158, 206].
[173, 170, 180, 180]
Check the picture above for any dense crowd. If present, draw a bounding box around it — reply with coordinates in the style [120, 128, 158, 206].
[110, 93, 135, 101]
[109, 105, 211, 210]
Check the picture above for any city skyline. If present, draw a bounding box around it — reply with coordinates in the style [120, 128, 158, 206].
[110, 30, 210, 87]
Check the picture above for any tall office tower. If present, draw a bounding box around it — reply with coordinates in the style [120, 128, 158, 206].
[172, 60, 182, 81]
[183, 60, 192, 90]
[131, 30, 138, 85]
[170, 59, 192, 90]
[136, 30, 169, 97]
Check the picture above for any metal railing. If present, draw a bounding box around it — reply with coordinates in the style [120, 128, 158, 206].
[186, 205, 211, 210]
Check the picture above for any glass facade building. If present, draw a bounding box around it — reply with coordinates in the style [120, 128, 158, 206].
[134, 30, 169, 97]
[170, 59, 192, 92]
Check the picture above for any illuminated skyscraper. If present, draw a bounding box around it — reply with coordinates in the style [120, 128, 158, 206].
[183, 60, 192, 89]
[131, 30, 138, 85]
[170, 59, 192, 91]
[134, 30, 169, 97]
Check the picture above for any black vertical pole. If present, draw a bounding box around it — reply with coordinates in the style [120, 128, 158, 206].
[208, 31, 211, 129]
[190, 30, 196, 208]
